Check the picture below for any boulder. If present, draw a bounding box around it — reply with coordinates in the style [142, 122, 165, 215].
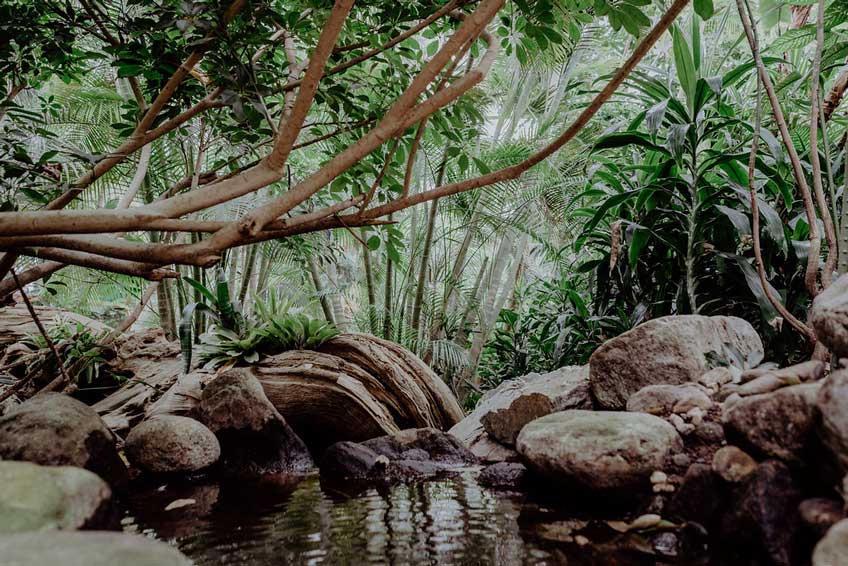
[515, 410, 682, 491]
[723, 383, 821, 464]
[319, 441, 381, 479]
[478, 462, 528, 490]
[481, 393, 554, 447]
[818, 370, 848, 472]
[720, 461, 802, 566]
[590, 315, 763, 409]
[362, 427, 476, 465]
[198, 369, 313, 476]
[813, 519, 848, 566]
[811, 273, 848, 358]
[0, 531, 191, 566]
[125, 415, 220, 474]
[0, 461, 115, 533]
[449, 365, 591, 461]
[711, 446, 757, 483]
[625, 383, 712, 416]
[0, 393, 127, 488]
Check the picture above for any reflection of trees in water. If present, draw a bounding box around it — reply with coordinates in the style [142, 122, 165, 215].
[129, 473, 549, 565]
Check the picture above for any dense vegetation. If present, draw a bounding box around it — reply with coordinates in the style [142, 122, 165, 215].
[3, 0, 848, 404]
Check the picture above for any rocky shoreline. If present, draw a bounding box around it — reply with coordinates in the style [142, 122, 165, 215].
[2, 283, 848, 564]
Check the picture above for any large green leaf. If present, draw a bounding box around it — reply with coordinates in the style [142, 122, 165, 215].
[671, 25, 697, 113]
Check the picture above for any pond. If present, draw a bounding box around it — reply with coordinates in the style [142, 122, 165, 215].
[122, 470, 722, 566]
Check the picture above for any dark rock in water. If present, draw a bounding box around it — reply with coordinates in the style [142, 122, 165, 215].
[723, 383, 822, 465]
[589, 315, 763, 410]
[481, 392, 554, 447]
[516, 410, 682, 492]
[198, 369, 313, 476]
[478, 462, 528, 490]
[813, 519, 848, 566]
[321, 428, 477, 484]
[0, 393, 127, 489]
[811, 273, 848, 359]
[626, 383, 712, 416]
[125, 415, 220, 475]
[319, 441, 379, 479]
[800, 498, 846, 539]
[720, 460, 802, 566]
[0, 461, 116, 533]
[667, 463, 727, 530]
[818, 370, 848, 473]
[448, 365, 591, 462]
[0, 531, 191, 566]
[362, 427, 477, 465]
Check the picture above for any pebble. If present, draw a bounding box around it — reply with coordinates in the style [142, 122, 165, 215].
[650, 471, 668, 484]
[574, 535, 590, 546]
[629, 514, 662, 530]
[653, 482, 676, 493]
[669, 413, 695, 435]
[672, 453, 691, 467]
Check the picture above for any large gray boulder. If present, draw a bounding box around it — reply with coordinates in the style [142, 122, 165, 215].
[818, 370, 848, 472]
[0, 393, 127, 488]
[125, 415, 220, 474]
[449, 366, 591, 461]
[811, 273, 848, 358]
[590, 315, 763, 409]
[198, 369, 313, 476]
[814, 519, 848, 566]
[723, 383, 821, 464]
[0, 461, 114, 533]
[0, 531, 191, 566]
[516, 410, 682, 491]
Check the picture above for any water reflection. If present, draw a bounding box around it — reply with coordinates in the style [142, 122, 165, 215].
[123, 471, 707, 565]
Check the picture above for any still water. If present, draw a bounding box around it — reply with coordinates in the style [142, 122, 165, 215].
[123, 471, 710, 565]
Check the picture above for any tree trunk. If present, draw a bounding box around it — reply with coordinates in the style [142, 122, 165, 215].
[307, 254, 335, 325]
[412, 198, 439, 338]
[238, 244, 259, 304]
[361, 228, 378, 334]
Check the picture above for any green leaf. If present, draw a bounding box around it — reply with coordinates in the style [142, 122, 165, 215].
[671, 25, 697, 113]
[694, 0, 714, 20]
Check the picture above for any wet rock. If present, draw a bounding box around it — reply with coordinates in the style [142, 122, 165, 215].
[362, 427, 476, 465]
[449, 366, 591, 462]
[198, 369, 313, 476]
[811, 273, 848, 358]
[319, 441, 380, 479]
[478, 462, 528, 490]
[0, 393, 127, 489]
[711, 446, 757, 483]
[818, 369, 848, 472]
[125, 415, 220, 475]
[480, 392, 553, 446]
[516, 410, 682, 491]
[0, 461, 115, 533]
[813, 519, 848, 566]
[589, 315, 763, 410]
[723, 383, 821, 464]
[800, 498, 845, 538]
[667, 463, 727, 529]
[720, 460, 802, 566]
[625, 383, 712, 416]
[0, 531, 191, 566]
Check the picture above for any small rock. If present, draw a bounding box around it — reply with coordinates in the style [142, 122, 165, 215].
[672, 453, 691, 468]
[699, 367, 734, 391]
[723, 383, 821, 464]
[0, 393, 127, 489]
[198, 369, 313, 476]
[319, 441, 378, 479]
[629, 513, 662, 530]
[722, 392, 743, 408]
[478, 462, 528, 490]
[0, 531, 191, 566]
[712, 446, 757, 483]
[653, 531, 679, 557]
[125, 415, 220, 475]
[813, 519, 848, 566]
[163, 498, 196, 511]
[480, 392, 553, 447]
[738, 374, 785, 396]
[0, 461, 115, 533]
[626, 384, 712, 416]
[574, 534, 590, 546]
[686, 407, 704, 425]
[653, 482, 675, 493]
[650, 471, 668, 484]
[818, 370, 848, 473]
[668, 413, 695, 435]
[694, 421, 725, 444]
[399, 448, 429, 461]
[516, 410, 682, 492]
[363, 428, 477, 465]
[799, 498, 845, 538]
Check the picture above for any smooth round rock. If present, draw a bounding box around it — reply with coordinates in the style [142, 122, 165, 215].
[0, 531, 191, 566]
[711, 445, 757, 483]
[126, 415, 220, 474]
[516, 410, 683, 491]
[813, 519, 848, 566]
[0, 461, 114, 533]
